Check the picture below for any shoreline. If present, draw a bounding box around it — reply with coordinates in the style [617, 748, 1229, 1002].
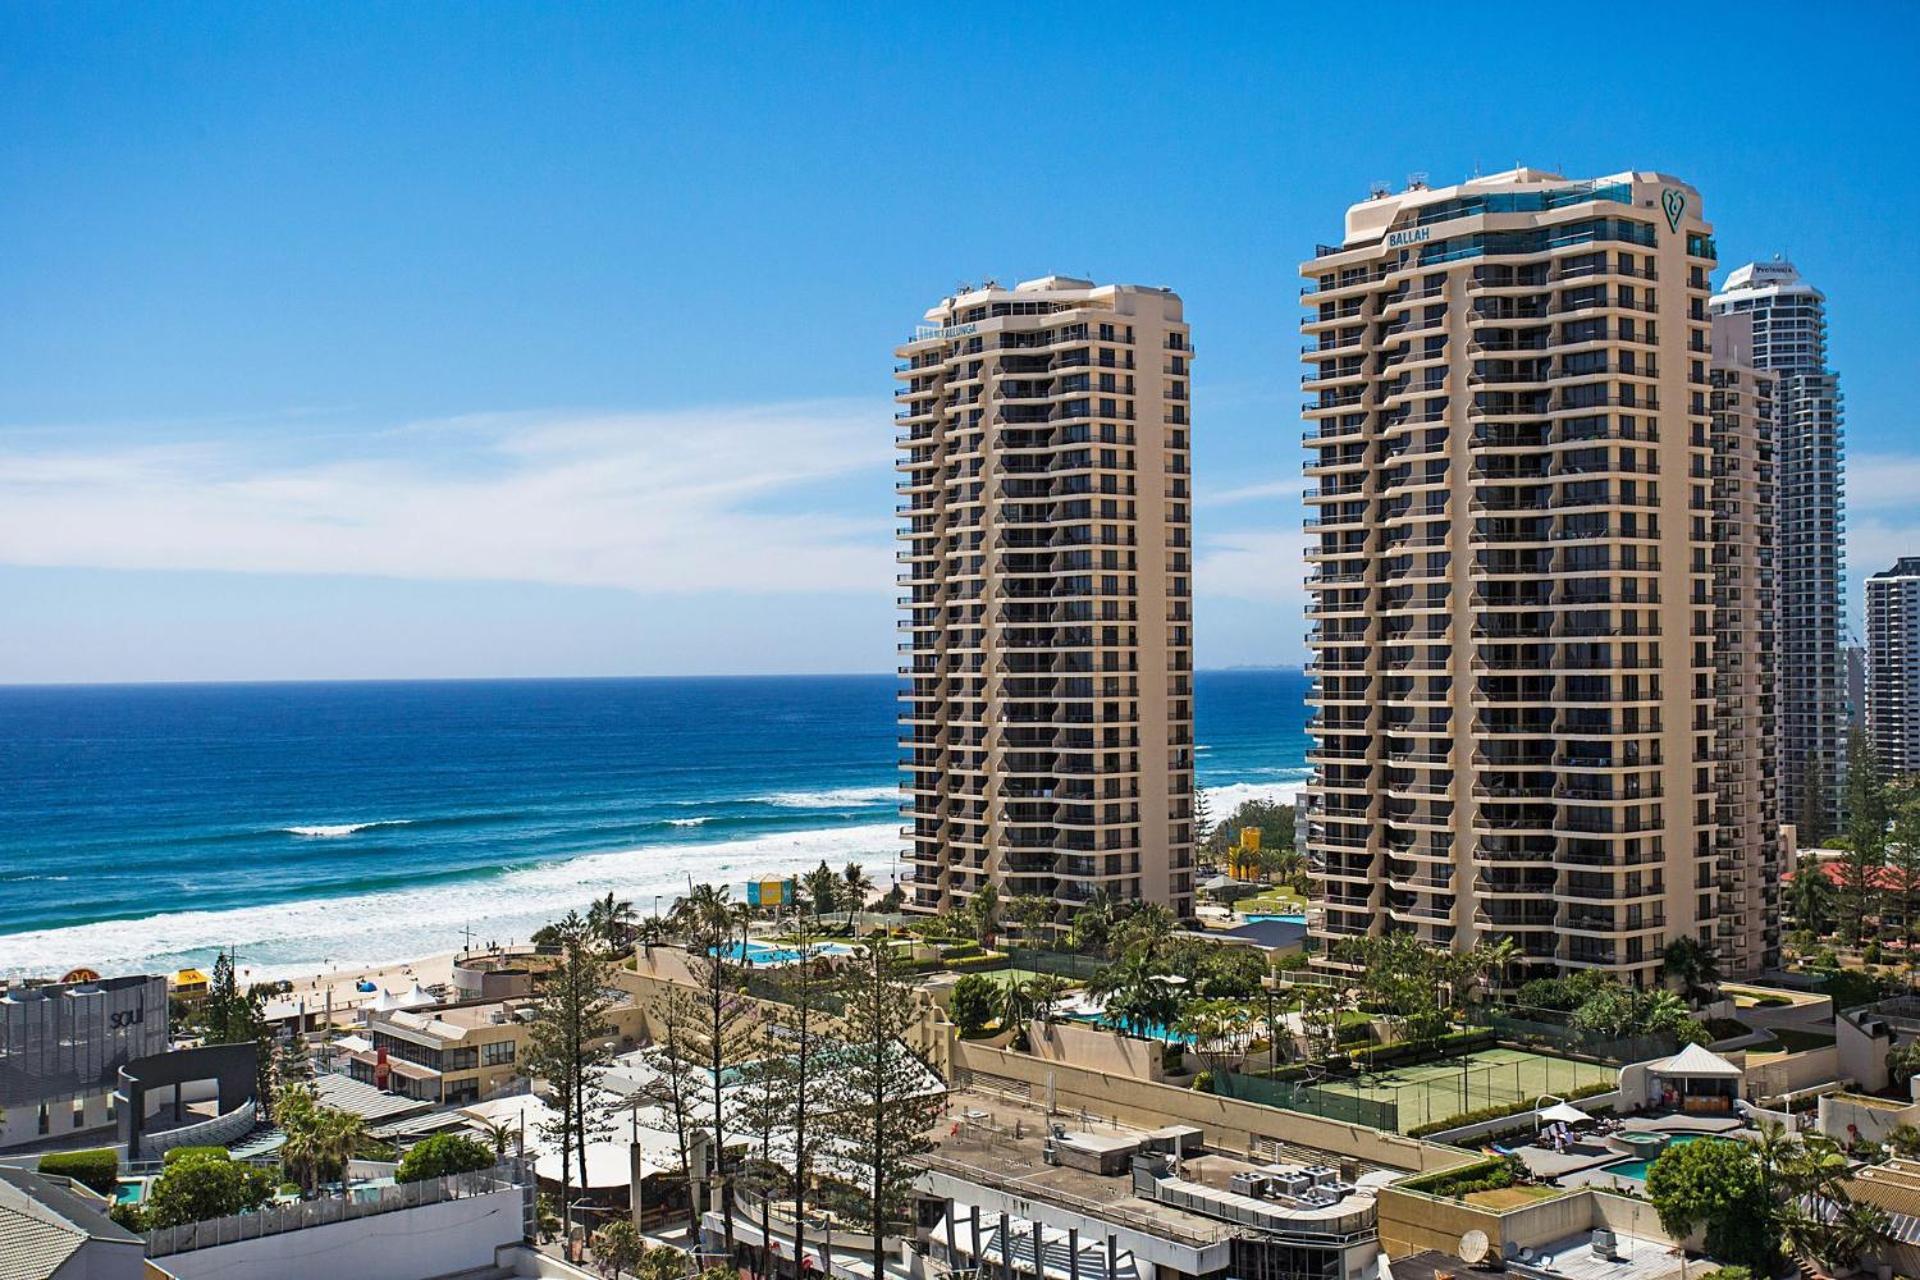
[0, 777, 1310, 984]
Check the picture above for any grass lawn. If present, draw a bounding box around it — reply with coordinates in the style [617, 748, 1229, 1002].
[1238, 887, 1306, 913]
[1767, 1026, 1837, 1053]
[1466, 1185, 1562, 1209]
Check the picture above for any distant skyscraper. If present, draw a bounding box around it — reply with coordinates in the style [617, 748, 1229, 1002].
[894, 276, 1195, 921]
[1710, 260, 1847, 838]
[1866, 558, 1920, 779]
[1299, 167, 1752, 984]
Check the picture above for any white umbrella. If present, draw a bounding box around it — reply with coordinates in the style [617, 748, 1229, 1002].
[1537, 1101, 1593, 1126]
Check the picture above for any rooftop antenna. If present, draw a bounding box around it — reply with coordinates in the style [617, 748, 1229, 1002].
[1368, 180, 1391, 199]
[1406, 171, 1428, 190]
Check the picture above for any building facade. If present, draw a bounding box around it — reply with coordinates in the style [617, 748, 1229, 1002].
[1300, 169, 1728, 985]
[1866, 558, 1920, 779]
[0, 974, 167, 1150]
[1710, 260, 1848, 838]
[895, 277, 1195, 921]
[1709, 311, 1783, 976]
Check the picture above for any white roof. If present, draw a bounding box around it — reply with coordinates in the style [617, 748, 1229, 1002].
[399, 983, 436, 1008]
[1649, 1043, 1743, 1078]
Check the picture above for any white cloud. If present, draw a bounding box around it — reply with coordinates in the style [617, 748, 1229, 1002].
[1201, 475, 1303, 507]
[1849, 454, 1920, 514]
[1196, 528, 1310, 607]
[0, 402, 894, 595]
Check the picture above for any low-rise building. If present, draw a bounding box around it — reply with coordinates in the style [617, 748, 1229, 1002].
[0, 973, 167, 1151]
[347, 998, 535, 1106]
[913, 1088, 1390, 1280]
[0, 1166, 144, 1280]
[347, 993, 645, 1105]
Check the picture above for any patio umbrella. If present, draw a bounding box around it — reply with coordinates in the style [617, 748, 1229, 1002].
[1537, 1102, 1594, 1126]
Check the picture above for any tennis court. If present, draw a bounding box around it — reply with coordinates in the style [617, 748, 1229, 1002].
[1306, 1047, 1617, 1133]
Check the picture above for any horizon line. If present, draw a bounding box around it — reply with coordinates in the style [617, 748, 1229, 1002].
[0, 664, 1306, 691]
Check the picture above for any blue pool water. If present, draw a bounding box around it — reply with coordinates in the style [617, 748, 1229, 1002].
[1244, 913, 1307, 924]
[1066, 1012, 1197, 1044]
[1603, 1134, 1721, 1182]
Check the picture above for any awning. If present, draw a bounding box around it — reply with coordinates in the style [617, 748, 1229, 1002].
[932, 1206, 1141, 1280]
[1648, 1043, 1743, 1078]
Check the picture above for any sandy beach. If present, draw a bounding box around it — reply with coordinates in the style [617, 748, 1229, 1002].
[258, 950, 460, 1027]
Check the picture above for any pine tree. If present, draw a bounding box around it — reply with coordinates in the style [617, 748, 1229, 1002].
[1886, 780, 1920, 959]
[829, 941, 945, 1280]
[523, 910, 619, 1240]
[674, 884, 759, 1261]
[1843, 730, 1891, 943]
[640, 987, 708, 1228]
[763, 919, 836, 1280]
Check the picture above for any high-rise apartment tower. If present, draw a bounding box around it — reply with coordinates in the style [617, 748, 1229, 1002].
[1300, 168, 1738, 985]
[1866, 558, 1920, 780]
[895, 277, 1195, 921]
[1708, 311, 1782, 976]
[1710, 261, 1848, 839]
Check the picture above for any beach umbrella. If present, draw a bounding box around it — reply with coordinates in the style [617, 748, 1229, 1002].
[1537, 1101, 1593, 1126]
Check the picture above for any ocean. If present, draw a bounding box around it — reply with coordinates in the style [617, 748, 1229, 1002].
[0, 669, 1309, 979]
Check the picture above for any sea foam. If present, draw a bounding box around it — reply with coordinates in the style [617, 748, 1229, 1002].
[283, 820, 413, 838]
[0, 821, 902, 982]
[755, 785, 898, 809]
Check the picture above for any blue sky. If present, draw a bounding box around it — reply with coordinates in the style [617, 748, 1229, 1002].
[2, 3, 1917, 682]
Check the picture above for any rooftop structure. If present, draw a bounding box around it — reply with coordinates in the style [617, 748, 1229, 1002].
[0, 1166, 144, 1280]
[913, 1087, 1389, 1280]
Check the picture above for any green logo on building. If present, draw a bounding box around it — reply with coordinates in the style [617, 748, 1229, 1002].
[1662, 188, 1686, 232]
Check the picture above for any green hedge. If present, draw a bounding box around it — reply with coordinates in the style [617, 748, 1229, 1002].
[1401, 1156, 1518, 1199]
[38, 1148, 120, 1196]
[1406, 1080, 1616, 1138]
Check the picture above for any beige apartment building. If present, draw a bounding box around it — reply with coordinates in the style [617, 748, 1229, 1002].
[1299, 169, 1743, 986]
[1709, 311, 1783, 976]
[894, 276, 1195, 922]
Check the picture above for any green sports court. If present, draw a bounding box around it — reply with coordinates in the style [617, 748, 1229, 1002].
[1302, 1046, 1618, 1134]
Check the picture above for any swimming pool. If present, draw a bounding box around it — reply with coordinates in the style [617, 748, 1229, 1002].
[712, 940, 856, 966]
[1602, 1134, 1721, 1181]
[1065, 1011, 1196, 1044]
[1244, 913, 1307, 924]
[113, 1179, 147, 1206]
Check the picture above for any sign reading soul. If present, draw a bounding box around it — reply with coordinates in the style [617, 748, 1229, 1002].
[1662, 188, 1686, 232]
[1386, 226, 1432, 249]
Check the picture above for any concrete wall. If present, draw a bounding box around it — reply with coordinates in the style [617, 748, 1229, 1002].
[1378, 1184, 1692, 1259]
[951, 1042, 1468, 1173]
[1022, 1020, 1163, 1082]
[1744, 1046, 1840, 1102]
[619, 947, 955, 1077]
[1818, 1093, 1920, 1146]
[1837, 1010, 1892, 1094]
[149, 1187, 524, 1280]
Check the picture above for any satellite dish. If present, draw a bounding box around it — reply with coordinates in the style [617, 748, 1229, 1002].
[1460, 1230, 1490, 1265]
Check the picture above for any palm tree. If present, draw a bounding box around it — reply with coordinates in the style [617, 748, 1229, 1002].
[588, 892, 638, 953]
[842, 862, 875, 931]
[1089, 954, 1185, 1040]
[1112, 902, 1177, 962]
[803, 861, 841, 923]
[968, 883, 1002, 946]
[473, 1118, 515, 1160]
[673, 882, 736, 951]
[1661, 936, 1722, 1004]
[1025, 974, 1068, 1026]
[1065, 888, 1117, 958]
